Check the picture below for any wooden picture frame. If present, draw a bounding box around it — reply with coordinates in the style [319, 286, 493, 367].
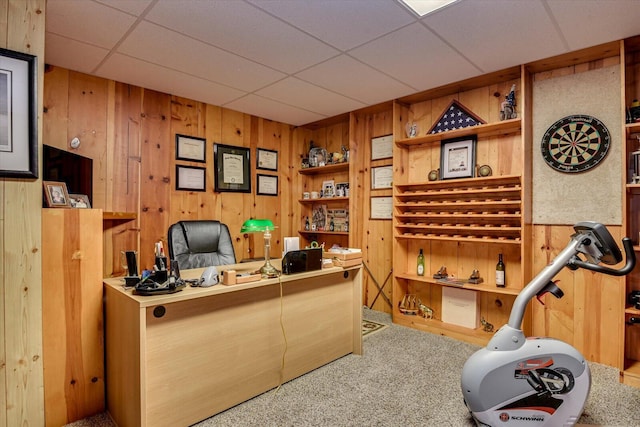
[175, 134, 206, 163]
[257, 174, 278, 196]
[371, 134, 393, 160]
[176, 165, 206, 192]
[370, 196, 393, 219]
[371, 165, 393, 189]
[69, 193, 91, 208]
[440, 137, 476, 180]
[43, 181, 70, 208]
[257, 148, 278, 171]
[214, 143, 251, 193]
[0, 47, 38, 178]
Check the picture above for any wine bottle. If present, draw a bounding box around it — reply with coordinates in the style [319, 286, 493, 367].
[496, 253, 505, 287]
[417, 249, 425, 276]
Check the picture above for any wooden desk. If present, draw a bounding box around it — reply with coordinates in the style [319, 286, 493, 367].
[104, 260, 362, 427]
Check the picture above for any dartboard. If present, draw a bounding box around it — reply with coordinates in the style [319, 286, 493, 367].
[541, 115, 610, 173]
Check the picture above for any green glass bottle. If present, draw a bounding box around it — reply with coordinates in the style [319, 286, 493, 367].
[417, 249, 425, 276]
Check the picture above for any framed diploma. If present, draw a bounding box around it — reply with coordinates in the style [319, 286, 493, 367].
[371, 134, 393, 160]
[176, 165, 206, 191]
[440, 137, 476, 180]
[257, 148, 278, 171]
[371, 166, 393, 189]
[214, 143, 251, 193]
[175, 134, 206, 162]
[257, 174, 278, 196]
[370, 196, 393, 220]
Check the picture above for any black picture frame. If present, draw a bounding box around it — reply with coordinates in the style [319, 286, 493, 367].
[175, 134, 206, 163]
[0, 47, 38, 179]
[440, 137, 476, 180]
[213, 143, 251, 193]
[175, 165, 206, 192]
[256, 148, 278, 171]
[257, 174, 278, 196]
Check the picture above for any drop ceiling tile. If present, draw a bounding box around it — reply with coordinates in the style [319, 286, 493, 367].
[350, 22, 480, 91]
[145, 0, 339, 74]
[256, 77, 367, 117]
[96, 54, 246, 106]
[546, 0, 640, 51]
[95, 0, 153, 16]
[296, 55, 415, 105]
[248, 0, 416, 51]
[46, 0, 137, 49]
[117, 21, 286, 92]
[225, 94, 326, 127]
[44, 33, 109, 74]
[425, 0, 566, 72]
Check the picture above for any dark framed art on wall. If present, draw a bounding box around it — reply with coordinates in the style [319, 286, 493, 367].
[214, 143, 251, 193]
[0, 47, 38, 178]
[440, 137, 476, 180]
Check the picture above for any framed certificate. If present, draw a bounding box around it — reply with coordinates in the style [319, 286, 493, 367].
[176, 165, 206, 191]
[257, 174, 278, 196]
[372, 166, 393, 189]
[257, 148, 278, 171]
[371, 134, 393, 160]
[175, 134, 206, 162]
[440, 137, 476, 180]
[370, 196, 393, 220]
[214, 143, 251, 193]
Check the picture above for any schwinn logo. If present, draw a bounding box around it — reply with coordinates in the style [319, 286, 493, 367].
[499, 413, 545, 422]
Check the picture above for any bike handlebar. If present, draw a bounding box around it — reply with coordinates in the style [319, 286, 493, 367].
[569, 237, 636, 276]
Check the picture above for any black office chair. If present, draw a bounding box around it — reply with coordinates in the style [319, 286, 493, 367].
[168, 220, 236, 270]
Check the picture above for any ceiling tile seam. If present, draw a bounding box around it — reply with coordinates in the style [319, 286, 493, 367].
[244, 0, 421, 58]
[90, 0, 161, 76]
[222, 91, 330, 120]
[417, 20, 485, 75]
[541, 0, 571, 52]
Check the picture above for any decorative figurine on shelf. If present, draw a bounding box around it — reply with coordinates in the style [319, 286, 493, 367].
[477, 164, 493, 177]
[500, 84, 517, 121]
[428, 169, 439, 181]
[468, 269, 484, 284]
[433, 266, 448, 279]
[399, 294, 420, 315]
[629, 99, 640, 123]
[419, 304, 434, 319]
[405, 121, 419, 138]
[480, 317, 494, 333]
[341, 144, 349, 162]
[304, 216, 310, 231]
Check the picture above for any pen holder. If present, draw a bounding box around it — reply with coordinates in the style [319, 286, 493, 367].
[155, 256, 167, 271]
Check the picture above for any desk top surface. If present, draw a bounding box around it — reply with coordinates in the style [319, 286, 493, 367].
[104, 259, 359, 308]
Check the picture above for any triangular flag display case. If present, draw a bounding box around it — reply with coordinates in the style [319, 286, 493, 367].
[427, 99, 486, 134]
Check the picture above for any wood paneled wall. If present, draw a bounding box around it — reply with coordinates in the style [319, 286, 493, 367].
[44, 67, 297, 276]
[1, 1, 46, 426]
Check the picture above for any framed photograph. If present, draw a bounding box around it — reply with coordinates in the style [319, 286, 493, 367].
[214, 143, 251, 193]
[322, 179, 335, 198]
[371, 134, 393, 160]
[371, 165, 393, 189]
[69, 194, 91, 208]
[0, 48, 38, 178]
[176, 165, 206, 191]
[335, 182, 349, 197]
[440, 137, 476, 180]
[257, 174, 278, 196]
[43, 181, 70, 208]
[257, 148, 278, 171]
[370, 196, 393, 220]
[175, 134, 206, 162]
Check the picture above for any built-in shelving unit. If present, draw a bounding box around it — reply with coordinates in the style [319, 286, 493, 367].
[391, 66, 529, 346]
[622, 36, 640, 387]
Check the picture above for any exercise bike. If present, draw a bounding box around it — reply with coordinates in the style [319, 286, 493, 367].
[461, 221, 635, 426]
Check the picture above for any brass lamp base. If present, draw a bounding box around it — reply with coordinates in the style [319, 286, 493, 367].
[260, 260, 279, 278]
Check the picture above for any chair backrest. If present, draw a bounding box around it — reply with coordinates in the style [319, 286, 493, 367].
[168, 220, 236, 270]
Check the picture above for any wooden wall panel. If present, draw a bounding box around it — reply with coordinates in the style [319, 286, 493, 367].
[531, 224, 624, 367]
[1, 1, 46, 426]
[42, 209, 104, 426]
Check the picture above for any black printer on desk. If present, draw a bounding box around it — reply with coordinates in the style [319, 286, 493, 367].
[281, 248, 322, 274]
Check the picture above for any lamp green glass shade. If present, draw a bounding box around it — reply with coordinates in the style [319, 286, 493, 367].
[240, 218, 275, 233]
[240, 218, 278, 277]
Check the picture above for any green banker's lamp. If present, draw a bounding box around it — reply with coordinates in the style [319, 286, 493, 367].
[241, 218, 278, 277]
